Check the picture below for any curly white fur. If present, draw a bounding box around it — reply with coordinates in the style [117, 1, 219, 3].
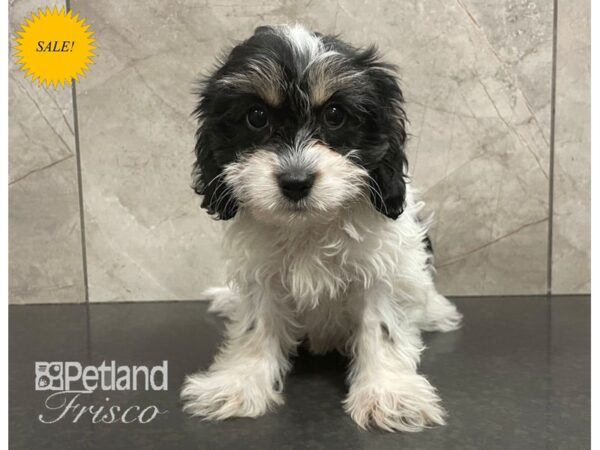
[181, 187, 462, 432]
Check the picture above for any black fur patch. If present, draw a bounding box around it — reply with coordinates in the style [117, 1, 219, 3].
[423, 234, 434, 267]
[423, 235, 433, 254]
[380, 322, 393, 342]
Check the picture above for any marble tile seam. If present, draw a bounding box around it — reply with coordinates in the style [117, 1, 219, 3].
[547, 0, 559, 294]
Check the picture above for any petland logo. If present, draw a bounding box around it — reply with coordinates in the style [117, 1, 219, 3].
[35, 361, 168, 424]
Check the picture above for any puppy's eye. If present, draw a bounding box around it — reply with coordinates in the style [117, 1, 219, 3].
[323, 104, 346, 129]
[246, 106, 268, 130]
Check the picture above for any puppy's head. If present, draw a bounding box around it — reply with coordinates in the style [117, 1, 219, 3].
[192, 25, 408, 225]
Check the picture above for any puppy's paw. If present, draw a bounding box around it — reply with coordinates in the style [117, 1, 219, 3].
[201, 287, 240, 318]
[344, 374, 446, 432]
[181, 370, 282, 420]
[419, 294, 463, 333]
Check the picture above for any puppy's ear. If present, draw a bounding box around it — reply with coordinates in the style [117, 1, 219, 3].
[365, 54, 408, 220]
[192, 126, 238, 220]
[369, 136, 407, 220]
[253, 25, 274, 35]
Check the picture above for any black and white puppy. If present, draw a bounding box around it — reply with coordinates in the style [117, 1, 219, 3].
[181, 24, 462, 432]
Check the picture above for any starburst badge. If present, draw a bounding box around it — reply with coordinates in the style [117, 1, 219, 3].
[13, 7, 96, 88]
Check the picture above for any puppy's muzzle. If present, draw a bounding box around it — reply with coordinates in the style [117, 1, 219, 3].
[278, 170, 315, 201]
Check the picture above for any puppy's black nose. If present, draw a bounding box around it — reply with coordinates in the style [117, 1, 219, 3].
[278, 171, 315, 201]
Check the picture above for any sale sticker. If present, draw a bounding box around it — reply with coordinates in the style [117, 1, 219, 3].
[13, 7, 96, 88]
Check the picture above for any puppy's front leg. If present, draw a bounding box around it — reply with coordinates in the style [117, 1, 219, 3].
[344, 283, 446, 432]
[181, 287, 299, 419]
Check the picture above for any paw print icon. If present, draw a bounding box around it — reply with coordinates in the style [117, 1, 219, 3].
[35, 362, 63, 391]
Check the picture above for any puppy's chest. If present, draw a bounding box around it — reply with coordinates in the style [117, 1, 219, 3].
[274, 237, 362, 303]
[229, 215, 396, 303]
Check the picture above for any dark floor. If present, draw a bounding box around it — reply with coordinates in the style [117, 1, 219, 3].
[9, 296, 590, 450]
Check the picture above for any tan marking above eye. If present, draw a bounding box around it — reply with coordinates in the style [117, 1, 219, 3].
[306, 58, 365, 107]
[308, 83, 333, 107]
[217, 69, 284, 108]
[255, 85, 283, 108]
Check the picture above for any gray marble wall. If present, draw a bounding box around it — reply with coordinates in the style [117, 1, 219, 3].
[8, 0, 590, 303]
[552, 0, 591, 293]
[9, 0, 85, 304]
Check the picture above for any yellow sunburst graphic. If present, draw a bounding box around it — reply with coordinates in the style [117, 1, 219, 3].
[14, 7, 96, 88]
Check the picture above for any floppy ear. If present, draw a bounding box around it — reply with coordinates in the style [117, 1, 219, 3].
[366, 61, 408, 220]
[191, 126, 238, 220]
[369, 132, 407, 220]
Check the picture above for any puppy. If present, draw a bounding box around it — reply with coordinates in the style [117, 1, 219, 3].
[181, 24, 462, 432]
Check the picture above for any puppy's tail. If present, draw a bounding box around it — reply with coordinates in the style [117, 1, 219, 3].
[201, 287, 240, 318]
